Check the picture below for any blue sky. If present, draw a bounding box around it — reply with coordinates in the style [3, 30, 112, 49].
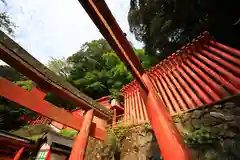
[0, 0, 143, 64]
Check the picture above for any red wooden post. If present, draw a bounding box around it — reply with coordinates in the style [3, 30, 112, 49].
[201, 48, 240, 74]
[168, 60, 203, 107]
[69, 109, 94, 160]
[206, 44, 240, 65]
[149, 74, 161, 94]
[78, 1, 190, 159]
[136, 88, 144, 122]
[195, 53, 240, 88]
[141, 74, 190, 160]
[162, 62, 189, 111]
[209, 40, 240, 56]
[164, 60, 195, 109]
[0, 78, 106, 140]
[150, 73, 174, 114]
[45, 150, 51, 160]
[185, 58, 228, 98]
[126, 92, 130, 121]
[133, 89, 140, 123]
[139, 91, 149, 121]
[112, 108, 117, 127]
[13, 147, 25, 160]
[181, 61, 220, 102]
[159, 64, 188, 111]
[153, 70, 176, 114]
[129, 92, 134, 123]
[177, 63, 213, 104]
[124, 93, 128, 121]
[161, 73, 183, 112]
[124, 90, 127, 121]
[190, 55, 239, 94]
[30, 88, 46, 99]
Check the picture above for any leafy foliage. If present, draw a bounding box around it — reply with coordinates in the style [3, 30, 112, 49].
[0, 68, 75, 130]
[0, 1, 15, 36]
[44, 92, 76, 110]
[0, 97, 33, 130]
[61, 39, 154, 100]
[16, 80, 33, 91]
[0, 12, 15, 35]
[107, 129, 119, 152]
[10, 124, 50, 141]
[0, 80, 35, 130]
[184, 127, 218, 147]
[0, 38, 154, 130]
[58, 128, 78, 138]
[143, 122, 152, 131]
[128, 0, 240, 60]
[47, 57, 71, 79]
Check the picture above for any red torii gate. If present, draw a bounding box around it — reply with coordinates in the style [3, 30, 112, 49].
[78, 0, 189, 159]
[0, 0, 189, 160]
[121, 32, 240, 121]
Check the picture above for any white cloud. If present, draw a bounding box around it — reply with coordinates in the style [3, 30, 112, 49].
[0, 0, 143, 65]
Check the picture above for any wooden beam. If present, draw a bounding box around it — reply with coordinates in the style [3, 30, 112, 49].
[13, 147, 25, 160]
[69, 109, 94, 160]
[78, 0, 147, 90]
[0, 30, 113, 120]
[0, 77, 106, 140]
[78, 1, 189, 159]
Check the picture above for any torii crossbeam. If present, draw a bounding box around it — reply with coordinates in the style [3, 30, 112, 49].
[0, 0, 190, 159]
[78, 0, 189, 160]
[0, 30, 113, 120]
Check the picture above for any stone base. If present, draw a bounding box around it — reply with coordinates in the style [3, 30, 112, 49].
[173, 97, 240, 160]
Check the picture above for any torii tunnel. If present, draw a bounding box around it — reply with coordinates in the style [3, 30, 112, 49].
[1, 0, 240, 160]
[121, 32, 240, 122]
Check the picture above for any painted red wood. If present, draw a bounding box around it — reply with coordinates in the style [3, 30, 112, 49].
[122, 32, 240, 120]
[141, 74, 190, 160]
[69, 109, 94, 160]
[112, 108, 117, 127]
[13, 147, 24, 160]
[0, 77, 106, 140]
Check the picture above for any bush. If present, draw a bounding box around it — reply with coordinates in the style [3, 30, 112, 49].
[184, 127, 218, 147]
[58, 128, 78, 138]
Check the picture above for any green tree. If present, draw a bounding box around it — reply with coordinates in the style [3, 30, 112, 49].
[0, 65, 34, 130]
[47, 57, 71, 79]
[0, 78, 75, 130]
[0, 80, 35, 130]
[0, 99, 28, 130]
[15, 79, 76, 110]
[63, 39, 153, 100]
[134, 49, 157, 69]
[47, 39, 154, 101]
[44, 92, 76, 110]
[128, 0, 240, 60]
[15, 80, 33, 91]
[67, 39, 116, 99]
[0, 1, 15, 35]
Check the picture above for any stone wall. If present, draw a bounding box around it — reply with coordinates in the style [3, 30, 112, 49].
[174, 98, 240, 160]
[85, 97, 240, 160]
[85, 124, 161, 160]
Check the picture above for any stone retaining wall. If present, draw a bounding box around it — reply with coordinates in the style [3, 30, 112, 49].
[85, 97, 240, 160]
[174, 98, 240, 160]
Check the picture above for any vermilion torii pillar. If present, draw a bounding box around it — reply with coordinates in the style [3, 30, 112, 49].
[13, 147, 25, 160]
[78, 0, 190, 159]
[0, 77, 106, 141]
[69, 109, 94, 160]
